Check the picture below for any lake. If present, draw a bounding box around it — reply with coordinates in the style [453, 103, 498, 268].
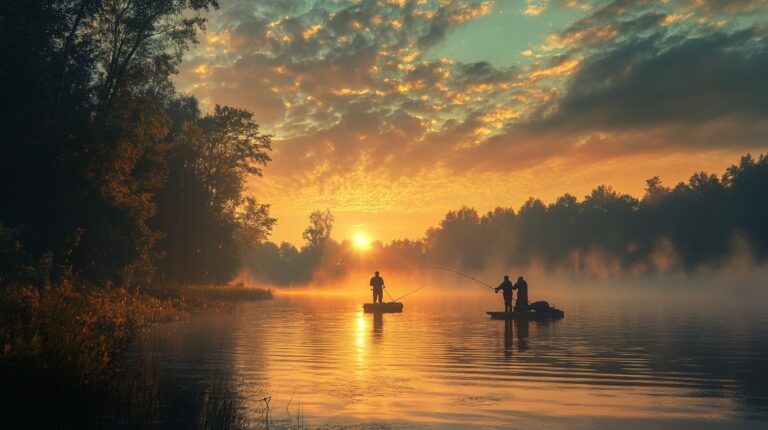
[128, 285, 768, 429]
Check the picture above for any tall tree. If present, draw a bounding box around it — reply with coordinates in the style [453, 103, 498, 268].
[152, 102, 274, 284]
[90, 0, 219, 114]
[303, 210, 334, 248]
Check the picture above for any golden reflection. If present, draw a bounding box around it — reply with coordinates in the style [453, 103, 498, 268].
[372, 312, 383, 341]
[355, 311, 366, 364]
[228, 291, 742, 427]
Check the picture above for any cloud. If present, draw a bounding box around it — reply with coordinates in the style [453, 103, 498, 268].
[176, 0, 768, 198]
[522, 3, 547, 17]
[525, 25, 768, 130]
[685, 0, 768, 15]
[447, 0, 768, 169]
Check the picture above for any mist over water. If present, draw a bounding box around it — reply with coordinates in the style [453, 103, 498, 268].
[244, 263, 768, 308]
[132, 271, 768, 429]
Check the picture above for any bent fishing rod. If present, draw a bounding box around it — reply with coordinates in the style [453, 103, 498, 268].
[418, 265, 516, 302]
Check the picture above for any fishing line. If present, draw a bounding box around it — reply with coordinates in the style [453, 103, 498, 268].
[418, 266, 516, 303]
[419, 266, 495, 290]
[394, 285, 430, 302]
[384, 287, 397, 303]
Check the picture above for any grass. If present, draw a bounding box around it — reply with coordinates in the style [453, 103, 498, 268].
[0, 281, 173, 427]
[0, 353, 256, 428]
[146, 282, 274, 310]
[185, 282, 274, 303]
[0, 280, 273, 428]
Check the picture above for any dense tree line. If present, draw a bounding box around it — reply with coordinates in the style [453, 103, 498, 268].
[243, 210, 338, 284]
[245, 154, 768, 284]
[421, 153, 768, 274]
[0, 1, 274, 289]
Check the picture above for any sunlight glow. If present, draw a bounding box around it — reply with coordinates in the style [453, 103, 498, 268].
[353, 233, 372, 250]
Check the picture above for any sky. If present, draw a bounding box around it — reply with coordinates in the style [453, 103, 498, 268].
[175, 0, 768, 245]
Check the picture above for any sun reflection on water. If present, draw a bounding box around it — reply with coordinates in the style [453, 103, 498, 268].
[355, 311, 366, 364]
[218, 290, 768, 429]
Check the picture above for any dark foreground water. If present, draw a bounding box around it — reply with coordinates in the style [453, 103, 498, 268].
[128, 288, 768, 429]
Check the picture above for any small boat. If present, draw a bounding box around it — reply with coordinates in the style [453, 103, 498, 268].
[487, 301, 564, 320]
[363, 302, 404, 313]
[486, 310, 564, 320]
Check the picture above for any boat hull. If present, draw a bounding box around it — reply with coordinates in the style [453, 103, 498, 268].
[363, 302, 404, 313]
[486, 310, 564, 320]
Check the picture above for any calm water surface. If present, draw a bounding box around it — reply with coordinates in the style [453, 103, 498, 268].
[133, 289, 768, 429]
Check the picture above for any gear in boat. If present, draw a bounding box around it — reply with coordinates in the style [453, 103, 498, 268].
[487, 300, 564, 319]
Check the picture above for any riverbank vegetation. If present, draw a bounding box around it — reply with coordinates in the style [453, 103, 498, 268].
[1, 1, 274, 426]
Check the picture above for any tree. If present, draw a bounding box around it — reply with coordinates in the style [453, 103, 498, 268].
[195, 105, 272, 215]
[152, 101, 274, 284]
[303, 210, 334, 248]
[90, 0, 219, 114]
[723, 154, 768, 255]
[0, 1, 281, 289]
[425, 206, 484, 268]
[643, 176, 671, 203]
[71, 94, 172, 287]
[236, 197, 277, 248]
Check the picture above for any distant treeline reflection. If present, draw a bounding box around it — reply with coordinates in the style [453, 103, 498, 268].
[246, 154, 768, 283]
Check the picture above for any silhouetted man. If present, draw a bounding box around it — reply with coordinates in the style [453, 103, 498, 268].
[495, 275, 514, 313]
[513, 276, 528, 311]
[370, 271, 385, 303]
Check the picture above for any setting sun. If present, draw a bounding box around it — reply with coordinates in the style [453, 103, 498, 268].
[353, 233, 372, 250]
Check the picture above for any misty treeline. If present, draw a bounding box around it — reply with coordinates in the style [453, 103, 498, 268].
[243, 209, 344, 284]
[246, 154, 768, 284]
[0, 0, 275, 290]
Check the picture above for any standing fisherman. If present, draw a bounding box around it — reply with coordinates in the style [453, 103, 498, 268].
[495, 275, 514, 313]
[370, 271, 385, 303]
[513, 276, 528, 311]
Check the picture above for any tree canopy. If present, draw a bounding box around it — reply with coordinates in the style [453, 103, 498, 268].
[0, 0, 273, 289]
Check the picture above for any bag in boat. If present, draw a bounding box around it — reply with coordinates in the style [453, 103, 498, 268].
[528, 300, 554, 313]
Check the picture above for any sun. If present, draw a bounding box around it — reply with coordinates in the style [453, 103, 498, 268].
[353, 233, 372, 250]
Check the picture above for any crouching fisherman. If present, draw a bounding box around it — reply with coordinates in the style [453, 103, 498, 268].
[513, 276, 528, 311]
[370, 271, 385, 303]
[495, 275, 514, 313]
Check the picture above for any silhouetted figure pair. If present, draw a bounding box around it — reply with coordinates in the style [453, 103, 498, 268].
[370, 271, 385, 303]
[496, 275, 528, 312]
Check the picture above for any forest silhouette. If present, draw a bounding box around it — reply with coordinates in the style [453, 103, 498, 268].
[245, 154, 768, 284]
